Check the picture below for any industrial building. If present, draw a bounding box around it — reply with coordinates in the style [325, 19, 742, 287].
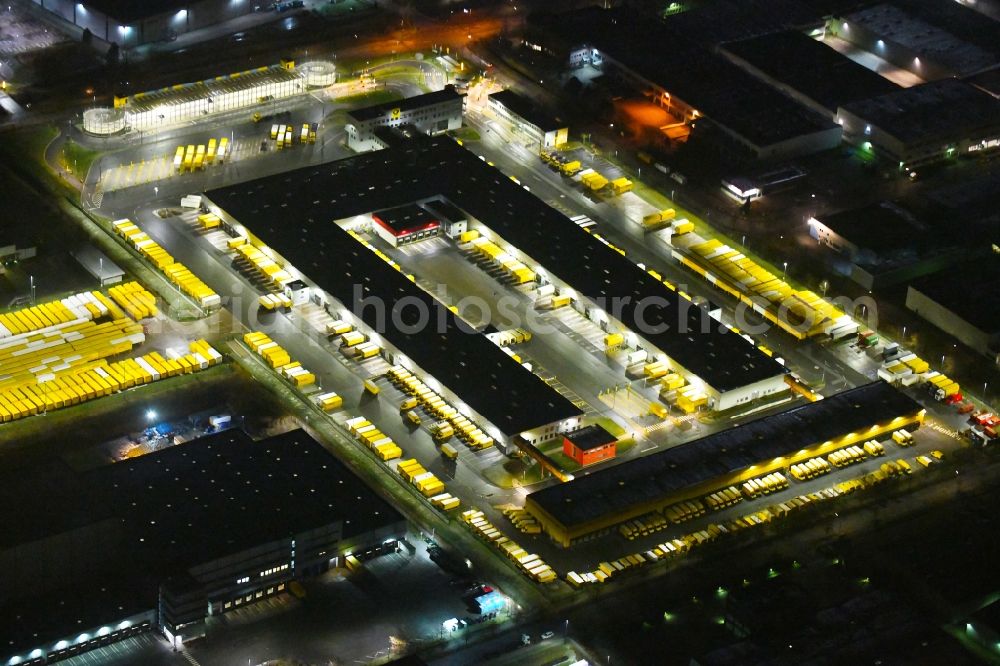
[0, 428, 405, 662]
[203, 153, 585, 454]
[563, 424, 617, 467]
[205, 133, 786, 439]
[721, 30, 899, 118]
[836, 79, 1000, 168]
[486, 90, 568, 149]
[526, 382, 925, 547]
[906, 260, 1000, 359]
[345, 86, 464, 152]
[808, 202, 963, 290]
[30, 0, 258, 47]
[82, 61, 324, 135]
[72, 245, 124, 286]
[828, 4, 998, 79]
[527, 8, 842, 160]
[372, 204, 441, 248]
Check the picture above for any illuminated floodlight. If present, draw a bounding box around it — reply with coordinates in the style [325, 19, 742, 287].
[146, 409, 157, 421]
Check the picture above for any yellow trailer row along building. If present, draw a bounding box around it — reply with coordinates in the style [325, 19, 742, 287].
[461, 509, 556, 584]
[112, 219, 221, 309]
[345, 416, 405, 462]
[386, 365, 494, 450]
[679, 238, 850, 340]
[229, 237, 294, 292]
[467, 234, 537, 285]
[525, 382, 925, 547]
[243, 331, 317, 388]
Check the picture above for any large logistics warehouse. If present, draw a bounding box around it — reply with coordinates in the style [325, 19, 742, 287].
[525, 382, 924, 546]
[204, 134, 786, 440]
[0, 429, 405, 662]
[32, 0, 258, 47]
[527, 8, 842, 160]
[204, 156, 585, 452]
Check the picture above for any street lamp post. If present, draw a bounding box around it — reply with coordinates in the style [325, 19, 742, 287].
[782, 262, 788, 281]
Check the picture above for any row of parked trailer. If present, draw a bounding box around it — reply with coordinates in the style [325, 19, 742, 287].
[386, 365, 494, 450]
[397, 458, 447, 497]
[270, 123, 317, 148]
[196, 212, 222, 230]
[876, 349, 963, 403]
[243, 331, 316, 388]
[173, 138, 230, 174]
[462, 509, 556, 584]
[0, 337, 220, 422]
[345, 416, 406, 463]
[345, 415, 459, 510]
[740, 472, 789, 499]
[680, 237, 850, 341]
[465, 232, 537, 286]
[228, 236, 295, 293]
[107, 282, 158, 321]
[0, 291, 118, 340]
[112, 219, 221, 309]
[569, 453, 931, 587]
[502, 507, 541, 534]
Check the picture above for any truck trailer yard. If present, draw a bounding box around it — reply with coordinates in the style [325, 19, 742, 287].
[2, 8, 999, 662]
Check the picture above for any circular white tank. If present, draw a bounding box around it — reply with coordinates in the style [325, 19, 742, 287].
[83, 107, 127, 135]
[299, 60, 337, 88]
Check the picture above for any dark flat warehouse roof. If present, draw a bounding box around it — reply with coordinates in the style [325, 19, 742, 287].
[816, 201, 928, 254]
[841, 79, 1000, 145]
[82, 0, 188, 23]
[214, 192, 580, 434]
[206, 135, 782, 394]
[488, 90, 564, 132]
[0, 462, 112, 549]
[528, 382, 922, 530]
[723, 31, 899, 112]
[422, 198, 468, 225]
[529, 8, 836, 148]
[347, 86, 462, 123]
[0, 429, 403, 655]
[97, 429, 402, 559]
[909, 259, 1000, 335]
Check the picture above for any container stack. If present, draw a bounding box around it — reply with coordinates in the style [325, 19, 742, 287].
[108, 282, 158, 321]
[0, 336, 221, 422]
